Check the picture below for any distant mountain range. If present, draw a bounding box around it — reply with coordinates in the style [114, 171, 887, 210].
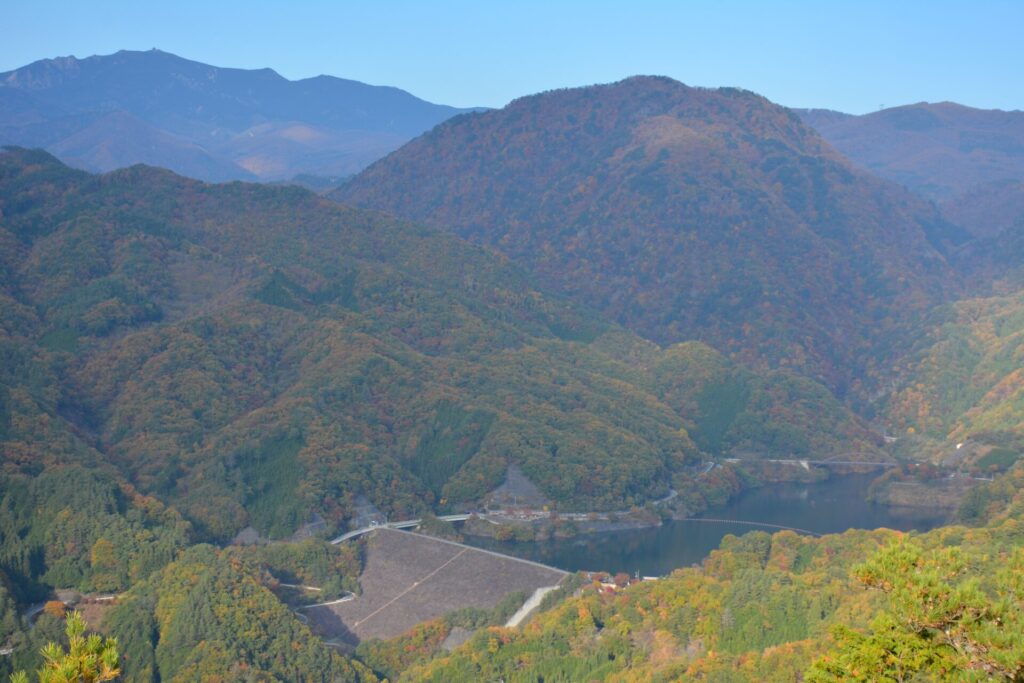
[0, 49, 478, 182]
[798, 102, 1024, 204]
[334, 76, 966, 392]
[799, 104, 1024, 294]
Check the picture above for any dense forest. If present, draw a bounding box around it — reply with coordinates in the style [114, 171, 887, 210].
[0, 147, 884, 679]
[2, 68, 1024, 682]
[885, 288, 1024, 459]
[0, 147, 878, 549]
[0, 145, 890, 665]
[335, 76, 966, 392]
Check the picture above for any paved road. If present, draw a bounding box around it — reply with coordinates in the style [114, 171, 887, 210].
[23, 603, 46, 622]
[722, 457, 896, 468]
[296, 593, 355, 609]
[331, 514, 471, 544]
[505, 585, 560, 627]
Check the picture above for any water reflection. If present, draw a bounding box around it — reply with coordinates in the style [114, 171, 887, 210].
[461, 473, 951, 575]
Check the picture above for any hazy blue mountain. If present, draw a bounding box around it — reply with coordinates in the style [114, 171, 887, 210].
[798, 102, 1024, 202]
[0, 49, 478, 181]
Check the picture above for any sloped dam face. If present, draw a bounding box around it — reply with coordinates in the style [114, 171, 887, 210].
[305, 528, 566, 645]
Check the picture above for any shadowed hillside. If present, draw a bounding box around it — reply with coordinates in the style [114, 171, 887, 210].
[941, 179, 1024, 240]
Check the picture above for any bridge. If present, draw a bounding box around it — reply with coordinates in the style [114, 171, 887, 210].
[331, 514, 472, 544]
[721, 455, 897, 470]
[331, 507, 825, 546]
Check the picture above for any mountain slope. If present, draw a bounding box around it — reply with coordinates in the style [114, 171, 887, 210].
[334, 76, 962, 390]
[799, 102, 1024, 202]
[0, 148, 878, 545]
[885, 288, 1024, 463]
[46, 109, 252, 182]
[0, 148, 688, 538]
[0, 49, 477, 181]
[941, 179, 1024, 240]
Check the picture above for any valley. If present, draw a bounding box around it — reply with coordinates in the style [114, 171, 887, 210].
[1, 29, 1023, 681]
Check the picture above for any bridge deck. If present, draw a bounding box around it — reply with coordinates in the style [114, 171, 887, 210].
[721, 458, 896, 467]
[332, 514, 471, 543]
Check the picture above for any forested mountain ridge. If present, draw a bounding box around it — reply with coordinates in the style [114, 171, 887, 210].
[105, 544, 377, 682]
[334, 76, 965, 392]
[0, 49, 478, 182]
[0, 148, 875, 553]
[799, 102, 1024, 203]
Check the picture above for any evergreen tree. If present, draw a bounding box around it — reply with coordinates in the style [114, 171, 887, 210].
[10, 611, 119, 683]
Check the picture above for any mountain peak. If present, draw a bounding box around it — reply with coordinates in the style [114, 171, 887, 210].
[610, 74, 687, 88]
[336, 79, 959, 388]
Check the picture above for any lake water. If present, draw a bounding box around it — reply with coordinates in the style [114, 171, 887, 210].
[461, 473, 952, 576]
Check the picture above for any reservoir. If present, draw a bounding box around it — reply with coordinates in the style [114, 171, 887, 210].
[462, 473, 952, 576]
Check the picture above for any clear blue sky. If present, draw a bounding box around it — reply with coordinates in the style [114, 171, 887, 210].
[5, 0, 1022, 113]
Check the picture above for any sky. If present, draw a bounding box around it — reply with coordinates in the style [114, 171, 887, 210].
[4, 0, 1023, 113]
